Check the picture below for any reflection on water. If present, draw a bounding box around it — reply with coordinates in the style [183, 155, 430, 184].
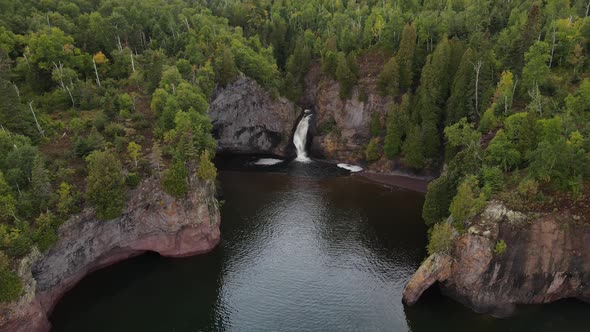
[50, 160, 590, 332]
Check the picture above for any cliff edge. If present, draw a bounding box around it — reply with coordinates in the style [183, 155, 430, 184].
[0, 175, 220, 331]
[403, 201, 590, 317]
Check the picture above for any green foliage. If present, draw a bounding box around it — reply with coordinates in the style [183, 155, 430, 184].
[162, 159, 189, 198]
[482, 166, 504, 194]
[85, 151, 126, 220]
[369, 113, 382, 137]
[486, 129, 521, 172]
[384, 96, 410, 159]
[378, 57, 400, 96]
[397, 23, 417, 91]
[335, 52, 356, 99]
[402, 125, 424, 169]
[427, 223, 454, 256]
[365, 138, 382, 162]
[522, 41, 550, 92]
[494, 240, 507, 254]
[449, 175, 487, 230]
[0, 252, 22, 303]
[56, 182, 74, 217]
[197, 150, 217, 183]
[216, 47, 239, 86]
[127, 142, 141, 168]
[33, 212, 58, 252]
[422, 174, 454, 226]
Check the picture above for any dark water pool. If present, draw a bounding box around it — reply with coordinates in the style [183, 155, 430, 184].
[50, 159, 590, 331]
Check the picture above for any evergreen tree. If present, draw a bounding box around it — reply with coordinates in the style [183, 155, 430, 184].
[31, 155, 51, 211]
[378, 56, 400, 96]
[217, 47, 239, 86]
[162, 159, 189, 198]
[522, 41, 551, 92]
[396, 23, 417, 91]
[422, 174, 454, 226]
[335, 52, 356, 99]
[85, 151, 126, 220]
[384, 94, 410, 159]
[403, 125, 424, 169]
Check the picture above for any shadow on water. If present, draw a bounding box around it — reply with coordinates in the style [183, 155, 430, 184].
[49, 156, 590, 332]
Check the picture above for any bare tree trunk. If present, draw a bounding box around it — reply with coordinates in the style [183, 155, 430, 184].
[184, 17, 190, 31]
[510, 76, 518, 112]
[28, 102, 44, 136]
[13, 83, 19, 98]
[93, 58, 101, 87]
[549, 23, 556, 68]
[116, 34, 123, 52]
[130, 51, 135, 72]
[470, 60, 483, 117]
[23, 53, 31, 70]
[46, 13, 51, 29]
[586, 0, 590, 17]
[65, 85, 75, 108]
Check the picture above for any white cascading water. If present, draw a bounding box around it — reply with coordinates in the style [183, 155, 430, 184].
[294, 110, 312, 162]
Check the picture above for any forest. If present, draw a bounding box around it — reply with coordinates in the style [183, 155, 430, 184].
[1, 0, 590, 303]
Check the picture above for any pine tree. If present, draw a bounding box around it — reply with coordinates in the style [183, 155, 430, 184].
[85, 151, 126, 220]
[335, 52, 356, 99]
[197, 150, 217, 183]
[378, 56, 400, 96]
[446, 48, 476, 125]
[396, 23, 417, 91]
[31, 155, 51, 211]
[403, 125, 424, 169]
[217, 47, 238, 86]
[522, 41, 550, 92]
[162, 158, 189, 198]
[384, 94, 410, 159]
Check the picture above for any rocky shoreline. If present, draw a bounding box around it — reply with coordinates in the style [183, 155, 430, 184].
[0, 175, 220, 332]
[402, 201, 590, 317]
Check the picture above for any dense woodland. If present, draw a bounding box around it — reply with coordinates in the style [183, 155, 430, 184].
[1, 0, 590, 302]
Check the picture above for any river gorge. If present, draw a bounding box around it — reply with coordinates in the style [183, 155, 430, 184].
[48, 158, 590, 332]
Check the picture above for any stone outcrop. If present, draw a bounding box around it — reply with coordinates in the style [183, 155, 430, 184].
[208, 76, 299, 157]
[0, 175, 220, 332]
[403, 201, 590, 317]
[303, 61, 393, 165]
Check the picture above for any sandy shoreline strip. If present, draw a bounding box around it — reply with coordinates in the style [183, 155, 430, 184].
[354, 171, 433, 193]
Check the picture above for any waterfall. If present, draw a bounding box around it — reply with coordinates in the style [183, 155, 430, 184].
[293, 110, 312, 162]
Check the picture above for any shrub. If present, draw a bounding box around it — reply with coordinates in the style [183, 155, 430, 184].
[422, 174, 454, 226]
[370, 113, 382, 137]
[365, 138, 382, 162]
[33, 212, 58, 252]
[482, 166, 504, 194]
[427, 223, 454, 256]
[517, 178, 539, 201]
[85, 151, 126, 220]
[0, 251, 22, 303]
[104, 123, 126, 139]
[197, 150, 217, 182]
[126, 172, 141, 188]
[449, 175, 487, 231]
[163, 159, 188, 198]
[494, 240, 507, 254]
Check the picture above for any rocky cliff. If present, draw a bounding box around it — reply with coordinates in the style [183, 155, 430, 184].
[208, 76, 299, 157]
[403, 201, 590, 317]
[303, 58, 393, 165]
[0, 175, 220, 332]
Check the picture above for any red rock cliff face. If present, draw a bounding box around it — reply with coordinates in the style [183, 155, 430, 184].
[303, 60, 393, 165]
[0, 175, 220, 332]
[402, 201, 590, 317]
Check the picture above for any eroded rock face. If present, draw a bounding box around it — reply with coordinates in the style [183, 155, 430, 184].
[304, 62, 393, 164]
[208, 76, 299, 156]
[0, 176, 220, 332]
[403, 201, 590, 317]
